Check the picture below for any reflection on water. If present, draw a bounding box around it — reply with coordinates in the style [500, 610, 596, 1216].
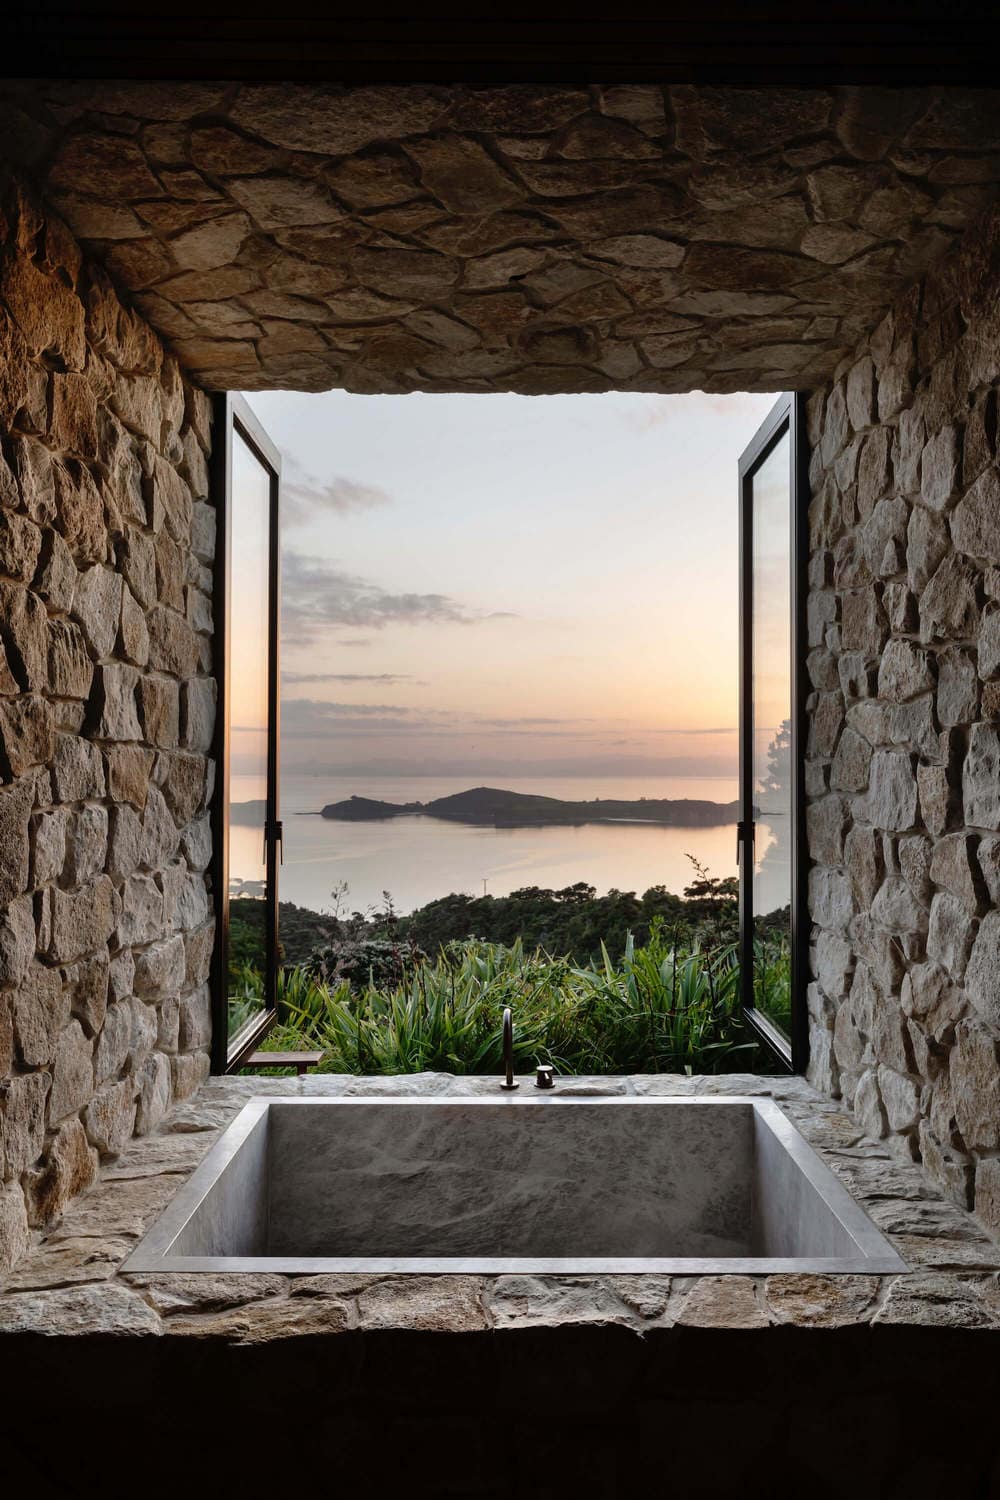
[232, 774, 742, 917]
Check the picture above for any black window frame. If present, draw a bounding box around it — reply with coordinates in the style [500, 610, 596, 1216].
[738, 391, 809, 1073]
[210, 392, 283, 1074]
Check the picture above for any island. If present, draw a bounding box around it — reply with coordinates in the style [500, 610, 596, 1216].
[319, 786, 739, 828]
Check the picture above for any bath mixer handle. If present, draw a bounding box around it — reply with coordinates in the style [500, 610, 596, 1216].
[500, 1006, 519, 1091]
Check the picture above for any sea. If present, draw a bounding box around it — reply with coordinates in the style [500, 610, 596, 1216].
[229, 772, 755, 919]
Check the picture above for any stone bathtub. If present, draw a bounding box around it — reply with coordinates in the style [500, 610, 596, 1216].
[122, 1095, 907, 1275]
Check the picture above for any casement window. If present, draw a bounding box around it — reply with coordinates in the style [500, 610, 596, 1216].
[738, 393, 808, 1071]
[211, 395, 282, 1071]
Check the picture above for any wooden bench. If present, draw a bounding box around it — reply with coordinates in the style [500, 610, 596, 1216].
[244, 1050, 323, 1076]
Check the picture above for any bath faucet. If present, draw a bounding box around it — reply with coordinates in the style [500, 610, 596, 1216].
[500, 1006, 519, 1090]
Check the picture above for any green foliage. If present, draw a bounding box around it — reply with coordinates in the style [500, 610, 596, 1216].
[261, 924, 759, 1078]
[302, 936, 427, 991]
[752, 932, 792, 1034]
[393, 859, 740, 965]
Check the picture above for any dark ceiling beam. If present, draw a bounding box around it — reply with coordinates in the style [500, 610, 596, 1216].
[4, 1, 999, 83]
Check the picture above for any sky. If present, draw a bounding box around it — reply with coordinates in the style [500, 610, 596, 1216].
[236, 388, 779, 783]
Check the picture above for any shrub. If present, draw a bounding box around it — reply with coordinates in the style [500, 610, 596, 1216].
[267, 923, 760, 1077]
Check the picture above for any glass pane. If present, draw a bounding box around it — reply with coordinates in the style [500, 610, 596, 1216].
[751, 430, 792, 1038]
[227, 431, 272, 1044]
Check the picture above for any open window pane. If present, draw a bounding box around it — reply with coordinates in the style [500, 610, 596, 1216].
[750, 430, 792, 1040]
[214, 396, 282, 1071]
[739, 394, 805, 1070]
[226, 432, 273, 1045]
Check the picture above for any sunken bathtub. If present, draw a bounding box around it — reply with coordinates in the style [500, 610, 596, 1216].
[123, 1096, 907, 1275]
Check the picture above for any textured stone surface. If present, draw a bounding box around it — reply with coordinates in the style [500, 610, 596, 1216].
[806, 202, 1000, 1233]
[3, 82, 1000, 393]
[0, 181, 216, 1268]
[5, 1073, 997, 1346]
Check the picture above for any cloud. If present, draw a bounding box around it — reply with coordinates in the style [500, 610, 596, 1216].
[282, 671, 423, 686]
[282, 550, 516, 645]
[620, 390, 772, 434]
[282, 459, 393, 528]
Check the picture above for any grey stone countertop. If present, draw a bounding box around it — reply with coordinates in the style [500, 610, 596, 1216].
[1, 1072, 999, 1339]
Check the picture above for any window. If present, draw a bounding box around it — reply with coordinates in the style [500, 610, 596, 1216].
[738, 393, 808, 1070]
[211, 395, 282, 1071]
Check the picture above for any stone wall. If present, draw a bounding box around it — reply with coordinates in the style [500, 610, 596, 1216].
[4, 81, 1000, 395]
[805, 203, 1000, 1234]
[0, 178, 216, 1271]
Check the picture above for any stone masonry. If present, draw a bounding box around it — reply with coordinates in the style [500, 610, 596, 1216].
[0, 177, 216, 1272]
[805, 202, 1000, 1235]
[2, 81, 1000, 393]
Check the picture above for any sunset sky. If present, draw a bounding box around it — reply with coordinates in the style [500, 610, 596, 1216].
[239, 387, 778, 782]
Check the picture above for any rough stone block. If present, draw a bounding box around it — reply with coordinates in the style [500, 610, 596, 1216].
[926, 890, 975, 981]
[0, 580, 50, 690]
[0, 893, 36, 987]
[119, 526, 156, 609]
[952, 1020, 1000, 1152]
[0, 694, 55, 777]
[89, 661, 142, 740]
[49, 1019, 95, 1123]
[105, 743, 154, 810]
[808, 867, 853, 931]
[49, 371, 100, 455]
[119, 585, 150, 667]
[49, 874, 119, 964]
[963, 723, 1000, 830]
[918, 763, 956, 838]
[806, 795, 847, 864]
[919, 553, 980, 643]
[172, 1050, 211, 1100]
[55, 459, 110, 562]
[979, 606, 1000, 681]
[52, 733, 106, 802]
[135, 1051, 172, 1134]
[865, 750, 919, 831]
[138, 674, 180, 748]
[877, 639, 933, 702]
[133, 933, 186, 998]
[920, 425, 960, 510]
[63, 804, 109, 886]
[158, 750, 207, 825]
[72, 564, 123, 662]
[936, 646, 978, 727]
[872, 875, 927, 936]
[147, 605, 199, 677]
[0, 248, 86, 372]
[23, 1118, 98, 1229]
[47, 618, 93, 700]
[84, 1079, 138, 1157]
[117, 872, 165, 947]
[965, 910, 1000, 1028]
[0, 509, 42, 581]
[930, 833, 982, 914]
[974, 1157, 1000, 1237]
[951, 467, 1000, 565]
[161, 865, 210, 930]
[94, 999, 133, 1085]
[181, 677, 216, 753]
[12, 962, 70, 1067]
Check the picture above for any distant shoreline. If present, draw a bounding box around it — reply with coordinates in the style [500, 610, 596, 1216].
[315, 785, 740, 830]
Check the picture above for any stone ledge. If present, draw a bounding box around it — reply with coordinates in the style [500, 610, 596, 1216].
[2, 1072, 999, 1337]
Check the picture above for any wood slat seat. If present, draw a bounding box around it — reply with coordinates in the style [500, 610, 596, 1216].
[244, 1051, 323, 1076]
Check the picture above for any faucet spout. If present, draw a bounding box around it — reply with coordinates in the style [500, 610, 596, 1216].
[500, 1006, 519, 1091]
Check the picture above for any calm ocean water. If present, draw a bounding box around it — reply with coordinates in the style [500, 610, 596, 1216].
[229, 773, 755, 918]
